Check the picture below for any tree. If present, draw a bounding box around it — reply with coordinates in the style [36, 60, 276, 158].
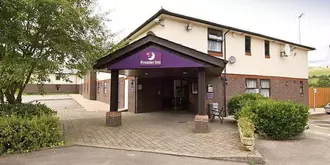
[317, 75, 330, 87]
[0, 0, 115, 103]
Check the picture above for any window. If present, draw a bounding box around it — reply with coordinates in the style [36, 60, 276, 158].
[97, 82, 101, 94]
[245, 79, 257, 93]
[55, 74, 61, 80]
[265, 40, 270, 57]
[245, 36, 251, 54]
[192, 83, 198, 94]
[55, 85, 61, 91]
[208, 29, 223, 52]
[104, 82, 107, 94]
[300, 81, 304, 94]
[260, 79, 270, 97]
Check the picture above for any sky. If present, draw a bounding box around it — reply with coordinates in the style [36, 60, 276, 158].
[97, 0, 330, 66]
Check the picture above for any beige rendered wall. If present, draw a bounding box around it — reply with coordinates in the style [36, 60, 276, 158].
[225, 33, 308, 79]
[130, 17, 309, 79]
[131, 16, 208, 53]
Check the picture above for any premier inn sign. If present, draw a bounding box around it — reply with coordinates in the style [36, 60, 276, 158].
[140, 52, 162, 66]
[107, 47, 203, 69]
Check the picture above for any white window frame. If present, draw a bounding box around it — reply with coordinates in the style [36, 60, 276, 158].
[260, 79, 270, 98]
[245, 79, 257, 94]
[208, 29, 223, 52]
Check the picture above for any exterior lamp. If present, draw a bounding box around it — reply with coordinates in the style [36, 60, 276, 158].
[186, 23, 193, 31]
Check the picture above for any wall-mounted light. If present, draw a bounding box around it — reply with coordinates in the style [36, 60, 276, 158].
[154, 18, 164, 27]
[221, 77, 228, 85]
[182, 72, 188, 75]
[131, 80, 134, 85]
[285, 81, 288, 86]
[144, 72, 148, 75]
[232, 32, 236, 37]
[185, 23, 193, 31]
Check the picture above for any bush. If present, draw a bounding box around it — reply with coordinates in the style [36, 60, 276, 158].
[0, 115, 64, 155]
[236, 106, 256, 120]
[250, 100, 309, 139]
[228, 93, 267, 118]
[0, 103, 53, 118]
[238, 117, 255, 138]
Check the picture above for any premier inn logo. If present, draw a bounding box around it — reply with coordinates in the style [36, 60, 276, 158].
[140, 52, 162, 66]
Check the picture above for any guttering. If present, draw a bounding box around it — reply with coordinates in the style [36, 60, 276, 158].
[223, 29, 230, 116]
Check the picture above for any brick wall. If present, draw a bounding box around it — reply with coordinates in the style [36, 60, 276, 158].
[82, 71, 97, 100]
[126, 74, 308, 115]
[24, 84, 79, 93]
[225, 74, 308, 106]
[205, 76, 225, 114]
[96, 77, 125, 109]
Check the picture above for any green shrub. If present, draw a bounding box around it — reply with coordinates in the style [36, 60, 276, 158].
[236, 106, 256, 120]
[0, 115, 64, 155]
[250, 100, 309, 139]
[238, 117, 255, 138]
[228, 93, 267, 118]
[0, 103, 53, 118]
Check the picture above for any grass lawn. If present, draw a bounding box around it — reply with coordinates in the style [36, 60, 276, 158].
[309, 67, 330, 85]
[309, 67, 330, 77]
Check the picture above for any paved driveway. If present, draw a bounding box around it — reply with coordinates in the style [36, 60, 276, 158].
[0, 146, 245, 165]
[39, 99, 262, 163]
[256, 114, 330, 165]
[22, 94, 72, 103]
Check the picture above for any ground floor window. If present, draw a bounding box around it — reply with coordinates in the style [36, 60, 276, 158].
[260, 79, 270, 97]
[97, 82, 101, 94]
[104, 82, 107, 94]
[245, 79, 257, 93]
[192, 83, 198, 94]
[300, 81, 304, 94]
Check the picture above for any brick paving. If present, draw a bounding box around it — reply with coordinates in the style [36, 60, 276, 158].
[42, 99, 262, 163]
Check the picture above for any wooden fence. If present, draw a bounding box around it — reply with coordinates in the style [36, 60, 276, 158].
[309, 88, 330, 108]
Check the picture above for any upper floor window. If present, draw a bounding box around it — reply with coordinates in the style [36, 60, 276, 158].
[208, 29, 223, 52]
[265, 40, 270, 58]
[245, 36, 251, 55]
[55, 74, 61, 80]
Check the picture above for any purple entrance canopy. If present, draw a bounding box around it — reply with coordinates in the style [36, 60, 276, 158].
[94, 34, 226, 70]
[107, 47, 204, 70]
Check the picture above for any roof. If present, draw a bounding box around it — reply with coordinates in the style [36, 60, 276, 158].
[94, 34, 227, 69]
[122, 9, 315, 51]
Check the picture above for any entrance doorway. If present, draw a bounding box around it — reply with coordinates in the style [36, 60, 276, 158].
[161, 79, 189, 111]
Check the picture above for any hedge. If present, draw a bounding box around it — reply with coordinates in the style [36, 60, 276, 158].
[249, 100, 309, 139]
[0, 103, 53, 118]
[228, 93, 267, 118]
[0, 115, 64, 155]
